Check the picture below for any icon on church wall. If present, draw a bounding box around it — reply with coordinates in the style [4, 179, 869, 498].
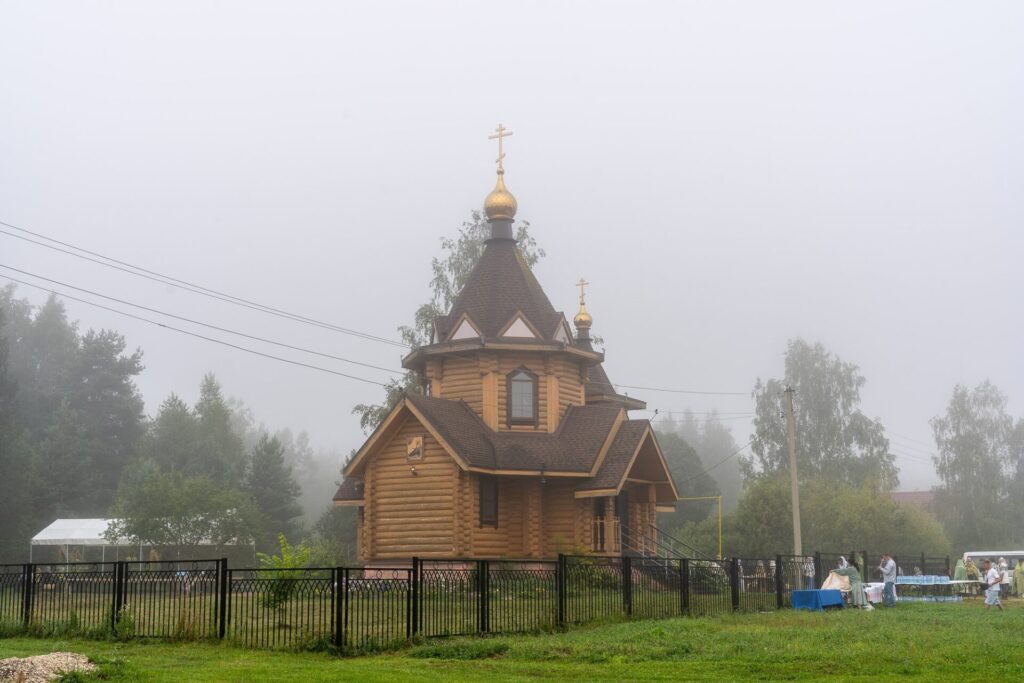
[406, 436, 424, 461]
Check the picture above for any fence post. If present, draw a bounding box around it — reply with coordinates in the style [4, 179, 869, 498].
[119, 562, 128, 627]
[477, 560, 490, 634]
[332, 567, 342, 649]
[729, 558, 740, 611]
[110, 563, 118, 635]
[111, 561, 125, 635]
[556, 554, 566, 627]
[410, 557, 420, 638]
[775, 555, 785, 609]
[945, 556, 951, 578]
[920, 552, 926, 574]
[680, 558, 690, 616]
[22, 563, 34, 629]
[814, 552, 822, 588]
[217, 558, 228, 640]
[622, 556, 633, 617]
[342, 568, 350, 648]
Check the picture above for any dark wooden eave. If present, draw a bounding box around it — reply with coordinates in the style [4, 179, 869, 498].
[402, 339, 603, 372]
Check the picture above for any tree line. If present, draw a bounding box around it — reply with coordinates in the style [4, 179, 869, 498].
[0, 285, 355, 564]
[655, 340, 1023, 558]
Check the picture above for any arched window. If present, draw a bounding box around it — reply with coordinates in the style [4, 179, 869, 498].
[507, 367, 537, 425]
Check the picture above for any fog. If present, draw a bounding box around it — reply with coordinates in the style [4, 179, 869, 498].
[2, 1, 1021, 491]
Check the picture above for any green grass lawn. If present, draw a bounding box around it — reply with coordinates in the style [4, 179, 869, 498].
[2, 601, 1021, 682]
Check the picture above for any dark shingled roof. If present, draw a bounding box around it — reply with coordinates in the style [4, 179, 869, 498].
[405, 394, 622, 473]
[406, 393, 497, 468]
[332, 477, 364, 502]
[579, 421, 650, 491]
[434, 239, 564, 341]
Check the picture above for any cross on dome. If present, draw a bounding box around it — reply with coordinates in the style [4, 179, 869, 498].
[483, 123, 518, 224]
[488, 123, 513, 172]
[574, 277, 593, 332]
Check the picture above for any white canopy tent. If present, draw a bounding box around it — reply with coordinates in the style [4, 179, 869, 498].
[30, 518, 256, 565]
[30, 518, 131, 563]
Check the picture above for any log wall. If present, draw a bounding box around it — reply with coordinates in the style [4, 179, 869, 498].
[362, 416, 458, 559]
[541, 480, 578, 556]
[434, 352, 586, 433]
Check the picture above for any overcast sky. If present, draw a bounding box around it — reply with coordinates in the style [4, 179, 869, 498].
[2, 1, 1021, 489]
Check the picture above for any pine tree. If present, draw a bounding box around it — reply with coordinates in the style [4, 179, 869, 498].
[246, 434, 303, 552]
[195, 374, 247, 484]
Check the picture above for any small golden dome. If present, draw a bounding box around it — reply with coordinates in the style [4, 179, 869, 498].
[574, 301, 593, 330]
[484, 170, 518, 222]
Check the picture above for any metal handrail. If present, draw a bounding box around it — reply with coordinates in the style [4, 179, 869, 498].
[619, 525, 677, 572]
[646, 523, 718, 562]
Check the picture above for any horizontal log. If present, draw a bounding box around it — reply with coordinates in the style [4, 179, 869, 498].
[374, 532, 455, 542]
[374, 502, 455, 512]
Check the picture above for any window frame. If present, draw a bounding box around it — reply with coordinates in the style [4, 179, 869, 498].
[506, 366, 539, 427]
[479, 475, 499, 527]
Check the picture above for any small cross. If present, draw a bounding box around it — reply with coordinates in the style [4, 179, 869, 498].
[488, 123, 513, 172]
[576, 278, 589, 305]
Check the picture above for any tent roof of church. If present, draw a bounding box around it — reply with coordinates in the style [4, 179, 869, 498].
[433, 239, 565, 342]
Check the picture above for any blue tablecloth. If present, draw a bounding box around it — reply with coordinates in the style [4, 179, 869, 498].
[791, 589, 844, 611]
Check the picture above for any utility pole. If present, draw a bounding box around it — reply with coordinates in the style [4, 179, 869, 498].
[784, 385, 803, 557]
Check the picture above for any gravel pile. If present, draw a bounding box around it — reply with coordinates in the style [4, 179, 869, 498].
[0, 653, 96, 682]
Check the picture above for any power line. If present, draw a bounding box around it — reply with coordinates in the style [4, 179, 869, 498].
[1, 274, 391, 388]
[887, 430, 935, 449]
[673, 440, 755, 486]
[639, 409, 755, 416]
[2, 219, 763, 397]
[638, 409, 753, 419]
[890, 450, 935, 465]
[615, 382, 748, 396]
[654, 413, 755, 423]
[0, 264, 403, 376]
[0, 221, 409, 349]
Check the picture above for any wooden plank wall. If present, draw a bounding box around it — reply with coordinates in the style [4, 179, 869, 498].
[435, 352, 585, 433]
[542, 480, 578, 556]
[471, 476, 526, 557]
[363, 417, 458, 559]
[433, 356, 483, 417]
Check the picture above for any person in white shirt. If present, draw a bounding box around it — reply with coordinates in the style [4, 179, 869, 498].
[878, 554, 898, 607]
[983, 559, 1004, 611]
[802, 557, 816, 589]
[998, 558, 1011, 599]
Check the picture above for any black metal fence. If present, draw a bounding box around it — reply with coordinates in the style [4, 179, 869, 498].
[0, 551, 952, 650]
[815, 551, 952, 584]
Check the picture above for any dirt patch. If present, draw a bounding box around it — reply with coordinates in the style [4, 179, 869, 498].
[0, 652, 96, 682]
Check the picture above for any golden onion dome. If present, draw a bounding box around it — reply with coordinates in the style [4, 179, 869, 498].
[484, 170, 518, 221]
[574, 301, 593, 330]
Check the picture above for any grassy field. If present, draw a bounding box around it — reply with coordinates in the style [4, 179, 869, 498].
[1, 601, 1021, 682]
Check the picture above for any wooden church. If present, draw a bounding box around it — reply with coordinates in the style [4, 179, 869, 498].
[334, 127, 679, 563]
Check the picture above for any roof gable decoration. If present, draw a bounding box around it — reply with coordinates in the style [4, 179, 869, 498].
[553, 319, 573, 344]
[448, 314, 483, 341]
[343, 398, 475, 478]
[498, 312, 541, 339]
